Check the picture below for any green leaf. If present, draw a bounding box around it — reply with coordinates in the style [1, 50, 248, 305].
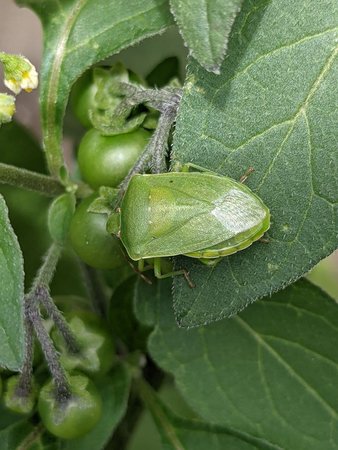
[171, 0, 338, 326]
[0, 194, 25, 370]
[134, 278, 160, 327]
[137, 378, 269, 450]
[48, 193, 75, 244]
[148, 279, 338, 449]
[16, 0, 173, 177]
[61, 365, 131, 450]
[109, 277, 150, 351]
[0, 420, 42, 450]
[88, 186, 119, 215]
[170, 0, 242, 73]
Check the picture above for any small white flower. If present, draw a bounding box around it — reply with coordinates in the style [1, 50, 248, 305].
[20, 64, 38, 92]
[0, 52, 38, 95]
[0, 93, 16, 124]
[4, 78, 21, 95]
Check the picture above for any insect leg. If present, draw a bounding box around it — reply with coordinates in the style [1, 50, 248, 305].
[120, 252, 153, 284]
[259, 237, 270, 244]
[153, 258, 195, 288]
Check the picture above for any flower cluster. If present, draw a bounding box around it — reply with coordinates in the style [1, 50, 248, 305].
[0, 52, 38, 125]
[0, 52, 38, 94]
[0, 93, 16, 124]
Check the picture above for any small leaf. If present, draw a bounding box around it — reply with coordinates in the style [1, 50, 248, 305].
[109, 277, 150, 352]
[0, 194, 25, 370]
[61, 365, 131, 450]
[16, 0, 173, 176]
[148, 279, 338, 449]
[172, 0, 338, 326]
[89, 63, 147, 136]
[134, 278, 160, 328]
[87, 187, 119, 215]
[48, 193, 75, 244]
[170, 0, 242, 73]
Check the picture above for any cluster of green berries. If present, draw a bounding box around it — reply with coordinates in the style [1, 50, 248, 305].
[1, 302, 115, 439]
[69, 63, 154, 269]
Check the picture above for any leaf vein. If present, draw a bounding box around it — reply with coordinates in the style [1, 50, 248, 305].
[235, 316, 338, 420]
[261, 334, 338, 370]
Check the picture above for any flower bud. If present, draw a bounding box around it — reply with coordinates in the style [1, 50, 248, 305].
[0, 93, 15, 124]
[0, 52, 38, 95]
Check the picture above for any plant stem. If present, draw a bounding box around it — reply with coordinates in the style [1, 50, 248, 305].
[117, 109, 175, 200]
[25, 243, 72, 400]
[135, 377, 185, 450]
[150, 107, 177, 173]
[16, 317, 34, 398]
[114, 85, 182, 204]
[0, 162, 64, 197]
[16, 424, 44, 450]
[117, 83, 182, 113]
[26, 295, 71, 401]
[32, 242, 62, 289]
[39, 293, 80, 354]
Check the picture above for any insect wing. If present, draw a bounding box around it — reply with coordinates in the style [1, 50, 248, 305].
[120, 173, 268, 260]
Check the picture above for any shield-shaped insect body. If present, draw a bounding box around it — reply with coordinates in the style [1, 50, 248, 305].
[110, 171, 270, 263]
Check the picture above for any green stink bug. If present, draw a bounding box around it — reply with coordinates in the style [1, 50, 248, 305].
[108, 165, 270, 285]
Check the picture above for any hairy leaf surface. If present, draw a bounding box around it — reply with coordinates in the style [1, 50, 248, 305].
[0, 195, 24, 370]
[170, 0, 243, 73]
[172, 0, 338, 326]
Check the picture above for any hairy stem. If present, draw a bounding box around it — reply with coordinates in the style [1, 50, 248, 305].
[39, 292, 80, 354]
[16, 318, 34, 398]
[26, 296, 71, 401]
[32, 242, 62, 290]
[25, 243, 72, 400]
[117, 83, 182, 113]
[0, 162, 64, 197]
[114, 85, 182, 205]
[117, 109, 175, 200]
[150, 107, 177, 173]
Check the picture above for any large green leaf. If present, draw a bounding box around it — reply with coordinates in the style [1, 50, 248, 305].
[146, 279, 338, 449]
[137, 378, 271, 450]
[62, 365, 131, 450]
[171, 0, 338, 326]
[170, 0, 242, 73]
[0, 194, 25, 370]
[16, 0, 173, 177]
